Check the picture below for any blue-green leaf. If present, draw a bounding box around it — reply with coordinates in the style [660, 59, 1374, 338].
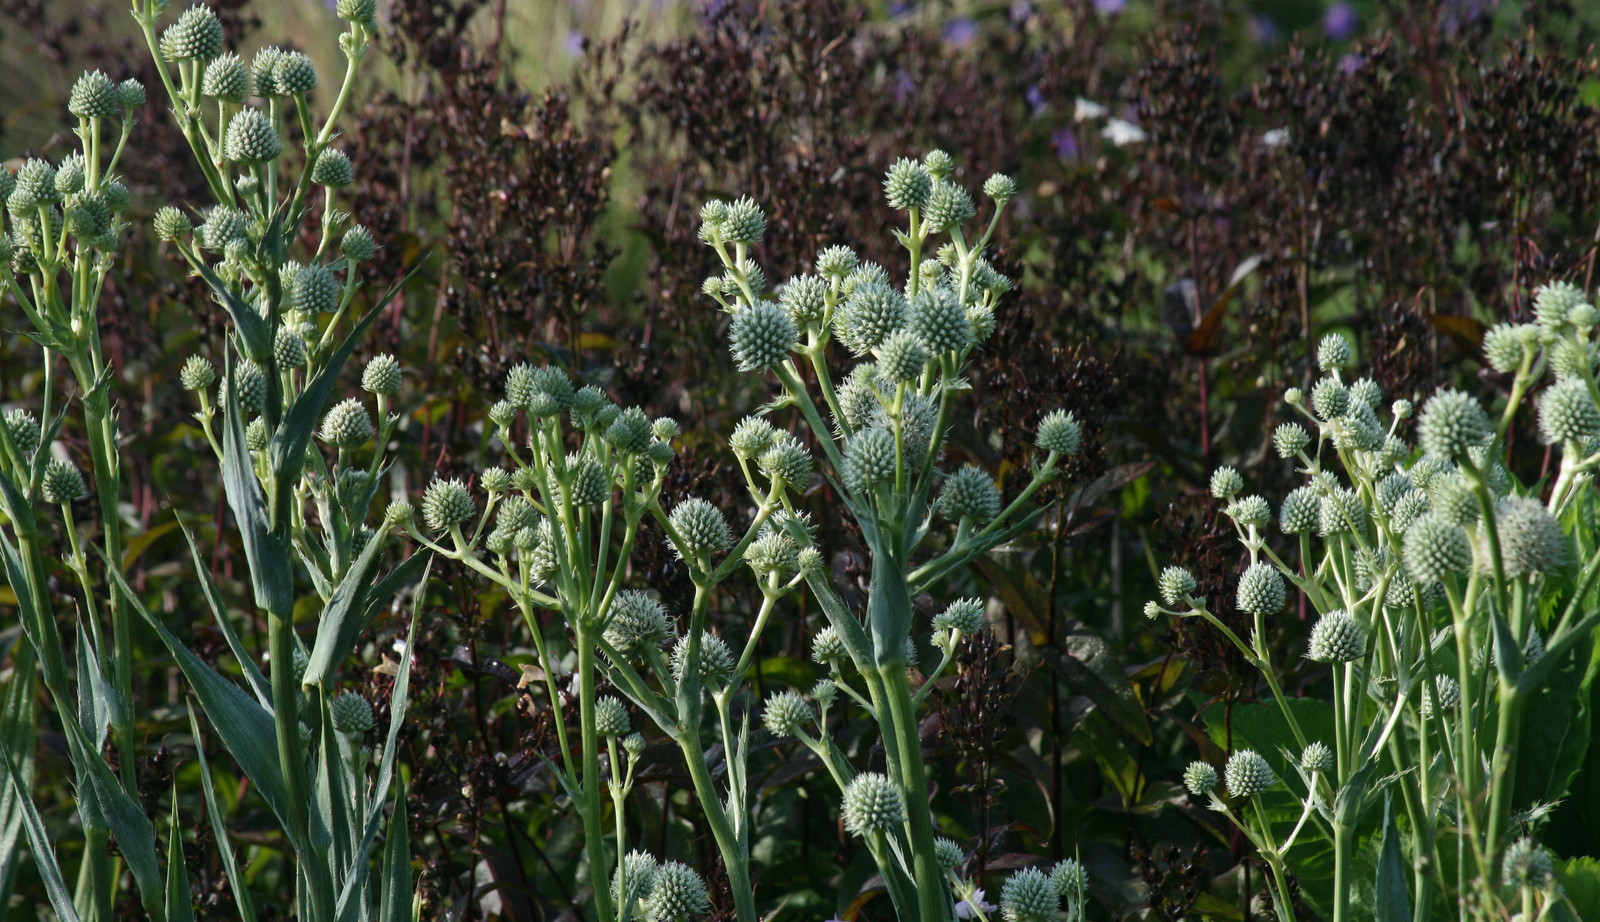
[378, 777, 412, 922]
[189, 711, 259, 922]
[1373, 795, 1410, 922]
[0, 740, 82, 922]
[221, 356, 295, 615]
[302, 531, 388, 689]
[177, 518, 271, 706]
[165, 784, 195, 922]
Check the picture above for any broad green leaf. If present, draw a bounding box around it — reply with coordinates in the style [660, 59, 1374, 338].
[1373, 795, 1410, 922]
[1515, 627, 1594, 809]
[1556, 857, 1600, 922]
[0, 642, 37, 915]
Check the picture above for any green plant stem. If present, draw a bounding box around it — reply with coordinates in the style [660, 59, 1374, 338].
[876, 662, 950, 922]
[574, 633, 616, 922]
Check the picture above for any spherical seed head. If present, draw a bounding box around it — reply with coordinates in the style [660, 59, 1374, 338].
[336, 225, 376, 265]
[923, 149, 955, 181]
[1209, 465, 1244, 499]
[40, 459, 87, 504]
[835, 281, 908, 356]
[312, 148, 353, 187]
[924, 180, 976, 233]
[841, 772, 905, 836]
[220, 362, 266, 414]
[611, 850, 658, 905]
[771, 277, 827, 331]
[1300, 741, 1333, 773]
[815, 244, 858, 278]
[729, 301, 797, 371]
[65, 193, 110, 239]
[199, 205, 247, 250]
[643, 861, 710, 922]
[1418, 389, 1490, 459]
[1393, 492, 1432, 535]
[330, 692, 375, 734]
[1403, 512, 1471, 585]
[1538, 376, 1600, 444]
[720, 196, 766, 245]
[605, 591, 674, 653]
[1482, 322, 1527, 374]
[1037, 409, 1083, 455]
[762, 689, 813, 737]
[667, 498, 731, 560]
[1226, 494, 1272, 528]
[934, 837, 965, 872]
[983, 172, 1018, 203]
[1534, 281, 1586, 330]
[1237, 563, 1286, 615]
[2, 410, 38, 455]
[1311, 377, 1349, 420]
[758, 432, 812, 489]
[153, 206, 192, 242]
[248, 46, 284, 96]
[421, 478, 474, 532]
[1308, 610, 1366, 663]
[908, 286, 969, 355]
[1224, 749, 1275, 798]
[932, 598, 986, 636]
[1316, 333, 1352, 371]
[876, 328, 928, 383]
[354, 353, 401, 396]
[273, 51, 319, 94]
[1502, 838, 1554, 888]
[118, 78, 145, 109]
[1183, 760, 1218, 795]
[320, 398, 372, 448]
[336, 0, 377, 22]
[201, 53, 250, 103]
[179, 355, 216, 392]
[269, 328, 308, 371]
[1319, 487, 1368, 537]
[526, 366, 574, 417]
[292, 263, 339, 313]
[1272, 422, 1310, 459]
[1419, 675, 1460, 719]
[1158, 566, 1197, 607]
[811, 626, 847, 665]
[1494, 496, 1567, 577]
[566, 455, 606, 504]
[161, 5, 223, 61]
[884, 157, 933, 210]
[223, 107, 283, 163]
[69, 70, 121, 120]
[15, 159, 58, 205]
[668, 633, 735, 687]
[1000, 867, 1057, 922]
[243, 418, 269, 451]
[595, 696, 630, 737]
[377, 500, 412, 530]
[843, 426, 897, 492]
[937, 465, 1002, 524]
[729, 416, 777, 459]
[604, 407, 654, 454]
[1051, 859, 1088, 900]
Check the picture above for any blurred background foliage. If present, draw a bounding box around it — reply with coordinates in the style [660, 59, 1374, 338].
[7, 0, 1600, 918]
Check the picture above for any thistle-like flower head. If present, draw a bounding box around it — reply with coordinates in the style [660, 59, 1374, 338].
[41, 459, 87, 504]
[999, 867, 1058, 922]
[69, 70, 121, 119]
[762, 689, 813, 738]
[330, 692, 375, 734]
[160, 5, 224, 62]
[1300, 741, 1333, 773]
[1236, 563, 1286, 615]
[841, 772, 905, 836]
[883, 157, 933, 211]
[729, 301, 797, 371]
[642, 861, 711, 922]
[1183, 760, 1218, 796]
[667, 498, 732, 560]
[1417, 389, 1490, 460]
[1308, 610, 1366, 663]
[604, 591, 674, 654]
[595, 696, 631, 737]
[937, 466, 1001, 524]
[1224, 749, 1275, 798]
[223, 107, 284, 164]
[421, 478, 474, 532]
[1158, 566, 1197, 607]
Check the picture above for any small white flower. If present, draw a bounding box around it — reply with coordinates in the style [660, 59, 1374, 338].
[1101, 117, 1147, 146]
[1262, 128, 1290, 148]
[1073, 97, 1109, 121]
[391, 638, 408, 655]
[954, 889, 998, 919]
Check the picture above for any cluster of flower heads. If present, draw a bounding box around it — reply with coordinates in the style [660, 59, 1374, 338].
[610, 850, 711, 921]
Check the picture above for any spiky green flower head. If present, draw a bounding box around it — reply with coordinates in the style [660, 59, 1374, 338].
[219, 361, 266, 414]
[1224, 749, 1275, 798]
[762, 689, 814, 738]
[884, 157, 933, 211]
[1538, 376, 1600, 445]
[64, 192, 110, 240]
[604, 407, 654, 454]
[932, 598, 986, 639]
[814, 244, 858, 280]
[876, 328, 927, 383]
[1482, 322, 1531, 374]
[1426, 473, 1477, 527]
[1226, 494, 1272, 529]
[223, 107, 284, 164]
[729, 416, 776, 460]
[1492, 496, 1567, 577]
[312, 148, 353, 187]
[1158, 566, 1197, 608]
[1273, 422, 1310, 459]
[592, 696, 630, 737]
[1209, 465, 1244, 500]
[357, 353, 401, 395]
[1419, 674, 1461, 719]
[908, 286, 969, 355]
[842, 426, 897, 492]
[1300, 741, 1333, 774]
[1418, 388, 1490, 459]
[1308, 609, 1366, 663]
[710, 195, 765, 246]
[381, 500, 414, 529]
[936, 466, 1001, 524]
[667, 498, 732, 560]
[179, 355, 216, 392]
[1348, 377, 1382, 411]
[152, 205, 192, 243]
[1237, 563, 1286, 615]
[161, 5, 224, 61]
[778, 273, 828, 328]
[841, 772, 905, 836]
[1051, 859, 1088, 901]
[273, 50, 318, 95]
[1311, 377, 1349, 421]
[421, 478, 474, 532]
[320, 398, 372, 448]
[934, 837, 965, 872]
[1501, 837, 1555, 890]
[1549, 338, 1599, 381]
[522, 366, 574, 418]
[329, 691, 375, 734]
[269, 326, 308, 370]
[641, 861, 710, 922]
[605, 591, 674, 654]
[14, 159, 59, 207]
[69, 69, 121, 120]
[243, 417, 272, 451]
[923, 149, 955, 182]
[1534, 280, 1588, 331]
[1403, 511, 1471, 585]
[336, 0, 377, 23]
[201, 52, 250, 103]
[668, 632, 736, 687]
[1182, 761, 1218, 795]
[340, 224, 376, 263]
[835, 281, 908, 357]
[1316, 332, 1353, 372]
[40, 459, 87, 504]
[118, 78, 145, 109]
[758, 432, 812, 490]
[608, 849, 660, 909]
[729, 300, 797, 371]
[1318, 486, 1368, 537]
[998, 867, 1057, 922]
[1036, 409, 1082, 456]
[923, 180, 976, 234]
[198, 205, 248, 251]
[562, 455, 605, 505]
[292, 262, 339, 313]
[1375, 473, 1415, 516]
[842, 261, 891, 297]
[983, 172, 1018, 205]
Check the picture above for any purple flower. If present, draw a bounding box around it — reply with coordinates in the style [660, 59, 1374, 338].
[955, 890, 998, 919]
[1323, 2, 1357, 41]
[1340, 52, 1364, 75]
[1093, 0, 1124, 14]
[1053, 126, 1079, 161]
[944, 17, 978, 47]
[889, 0, 915, 16]
[563, 30, 585, 57]
[1249, 14, 1279, 45]
[1025, 84, 1046, 117]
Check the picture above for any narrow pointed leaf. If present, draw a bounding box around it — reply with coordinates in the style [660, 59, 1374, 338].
[187, 255, 271, 359]
[190, 711, 260, 922]
[165, 785, 195, 922]
[177, 518, 271, 706]
[303, 531, 389, 688]
[222, 357, 295, 615]
[0, 742, 82, 922]
[378, 777, 411, 922]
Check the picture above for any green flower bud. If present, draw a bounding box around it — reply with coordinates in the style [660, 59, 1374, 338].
[341, 224, 376, 262]
[595, 696, 630, 737]
[776, 274, 827, 327]
[603, 406, 653, 454]
[201, 53, 250, 103]
[336, 0, 377, 23]
[811, 626, 847, 665]
[983, 172, 1018, 203]
[312, 148, 353, 187]
[729, 416, 776, 459]
[179, 355, 216, 391]
[153, 206, 193, 243]
[757, 432, 812, 489]
[1538, 376, 1600, 444]
[1403, 512, 1471, 585]
[1000, 867, 1057, 922]
[1159, 566, 1197, 607]
[729, 301, 797, 371]
[1311, 376, 1349, 420]
[272, 327, 308, 370]
[244, 418, 268, 451]
[1493, 496, 1567, 577]
[1209, 465, 1244, 499]
[667, 498, 731, 559]
[611, 849, 658, 906]
[1534, 280, 1586, 330]
[1300, 741, 1333, 773]
[923, 180, 976, 233]
[842, 261, 890, 296]
[421, 478, 474, 532]
[118, 79, 146, 109]
[382, 500, 414, 528]
[292, 263, 339, 313]
[883, 157, 933, 211]
[1348, 377, 1382, 410]
[330, 692, 375, 734]
[361, 354, 401, 395]
[1482, 322, 1528, 374]
[668, 632, 735, 687]
[937, 465, 1001, 524]
[935, 838, 965, 872]
[843, 426, 897, 492]
[198, 205, 248, 251]
[273, 51, 319, 95]
[622, 732, 646, 756]
[223, 107, 283, 163]
[1319, 486, 1368, 536]
[834, 281, 908, 357]
[1224, 749, 1275, 798]
[762, 689, 813, 737]
[1418, 389, 1490, 459]
[932, 598, 985, 636]
[875, 328, 927, 382]
[320, 398, 372, 448]
[54, 154, 86, 197]
[841, 772, 905, 836]
[1183, 760, 1218, 795]
[907, 289, 966, 356]
[1308, 610, 1366, 663]
[642, 861, 710, 922]
[814, 244, 858, 279]
[1236, 563, 1286, 615]
[40, 459, 87, 503]
[1036, 409, 1082, 455]
[720, 196, 766, 245]
[1226, 494, 1272, 528]
[604, 591, 674, 654]
[160, 5, 223, 62]
[923, 149, 955, 181]
[251, 47, 285, 96]
[569, 455, 608, 504]
[1316, 332, 1352, 371]
[1501, 838, 1554, 889]
[14, 159, 59, 205]
[65, 193, 110, 240]
[220, 362, 266, 414]
[1419, 674, 1460, 718]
